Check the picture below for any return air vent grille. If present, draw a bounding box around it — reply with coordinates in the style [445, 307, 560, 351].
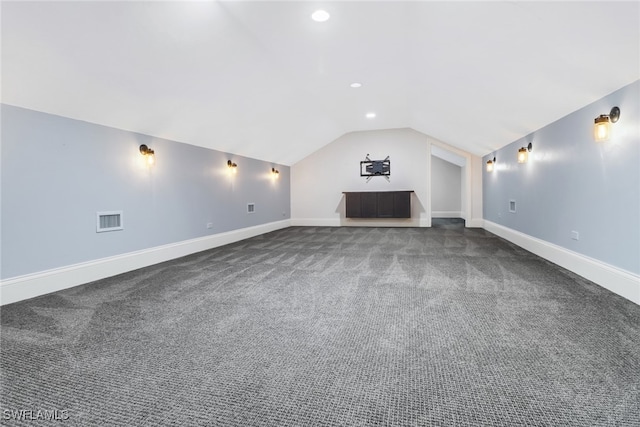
[97, 211, 123, 232]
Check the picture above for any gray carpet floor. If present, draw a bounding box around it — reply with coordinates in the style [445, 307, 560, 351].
[1, 220, 639, 426]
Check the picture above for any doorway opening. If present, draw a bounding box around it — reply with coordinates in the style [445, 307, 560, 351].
[429, 143, 471, 227]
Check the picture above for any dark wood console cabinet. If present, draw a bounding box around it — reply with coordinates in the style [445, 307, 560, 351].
[343, 191, 413, 218]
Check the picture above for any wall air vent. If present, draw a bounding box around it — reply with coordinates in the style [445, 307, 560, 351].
[97, 211, 123, 233]
[247, 203, 256, 214]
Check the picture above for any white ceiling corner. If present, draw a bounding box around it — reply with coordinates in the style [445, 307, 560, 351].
[430, 145, 466, 168]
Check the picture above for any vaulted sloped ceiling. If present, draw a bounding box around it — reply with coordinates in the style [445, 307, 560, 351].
[2, 1, 638, 165]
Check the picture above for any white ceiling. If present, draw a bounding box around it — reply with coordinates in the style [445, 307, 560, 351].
[2, 1, 639, 166]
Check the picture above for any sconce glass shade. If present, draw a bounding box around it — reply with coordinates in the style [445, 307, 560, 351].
[517, 143, 532, 164]
[227, 160, 237, 174]
[594, 115, 611, 142]
[517, 147, 528, 163]
[139, 144, 155, 166]
[486, 157, 495, 172]
[593, 107, 620, 142]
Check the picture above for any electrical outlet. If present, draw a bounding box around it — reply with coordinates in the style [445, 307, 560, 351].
[571, 231, 579, 241]
[206, 223, 213, 229]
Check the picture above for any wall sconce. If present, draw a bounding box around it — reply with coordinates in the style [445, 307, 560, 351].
[271, 167, 280, 178]
[486, 157, 496, 172]
[139, 144, 155, 166]
[227, 160, 238, 173]
[594, 106, 620, 142]
[517, 142, 532, 163]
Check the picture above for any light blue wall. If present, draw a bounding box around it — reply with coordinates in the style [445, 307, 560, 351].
[483, 80, 640, 275]
[0, 105, 290, 279]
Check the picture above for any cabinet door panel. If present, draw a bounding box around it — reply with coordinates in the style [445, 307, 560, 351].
[361, 193, 378, 217]
[345, 193, 362, 218]
[377, 192, 395, 217]
[393, 192, 411, 218]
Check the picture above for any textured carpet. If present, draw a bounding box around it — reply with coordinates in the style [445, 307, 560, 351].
[1, 221, 639, 426]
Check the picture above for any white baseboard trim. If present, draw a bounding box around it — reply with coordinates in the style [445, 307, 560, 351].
[0, 220, 291, 306]
[466, 218, 485, 228]
[420, 218, 431, 228]
[432, 211, 463, 218]
[484, 220, 640, 305]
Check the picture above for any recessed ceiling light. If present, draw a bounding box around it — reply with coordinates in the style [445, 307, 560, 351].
[366, 112, 376, 119]
[311, 10, 330, 22]
[350, 82, 362, 88]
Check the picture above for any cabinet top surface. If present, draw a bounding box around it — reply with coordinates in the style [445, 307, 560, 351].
[342, 190, 414, 194]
